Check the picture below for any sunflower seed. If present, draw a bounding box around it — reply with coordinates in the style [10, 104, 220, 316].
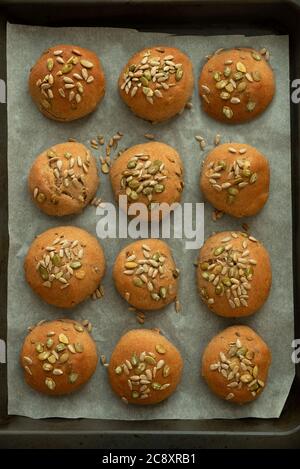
[80, 59, 93, 68]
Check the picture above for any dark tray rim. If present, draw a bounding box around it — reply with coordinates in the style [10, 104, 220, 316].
[0, 0, 300, 445]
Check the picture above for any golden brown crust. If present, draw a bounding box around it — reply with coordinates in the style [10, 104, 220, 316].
[28, 44, 105, 121]
[202, 325, 271, 404]
[118, 46, 194, 122]
[21, 319, 98, 395]
[198, 48, 275, 124]
[113, 239, 179, 311]
[110, 141, 184, 221]
[200, 143, 270, 217]
[28, 142, 99, 216]
[196, 231, 271, 317]
[24, 226, 106, 308]
[108, 329, 183, 405]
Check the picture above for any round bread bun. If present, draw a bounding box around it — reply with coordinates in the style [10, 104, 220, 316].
[28, 44, 105, 121]
[29, 142, 99, 216]
[196, 231, 271, 317]
[110, 141, 184, 221]
[108, 329, 183, 405]
[113, 239, 179, 311]
[200, 142, 270, 217]
[198, 47, 275, 124]
[21, 319, 98, 395]
[24, 226, 105, 308]
[118, 46, 194, 122]
[202, 325, 271, 404]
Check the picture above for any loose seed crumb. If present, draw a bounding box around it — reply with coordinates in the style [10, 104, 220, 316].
[195, 135, 204, 142]
[175, 299, 181, 313]
[185, 101, 193, 109]
[214, 134, 221, 146]
[200, 140, 206, 151]
[144, 133, 155, 140]
[212, 209, 224, 221]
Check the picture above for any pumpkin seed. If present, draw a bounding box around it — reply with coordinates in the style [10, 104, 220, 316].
[240, 373, 253, 383]
[74, 323, 84, 332]
[233, 72, 243, 80]
[59, 333, 69, 344]
[214, 246, 225, 256]
[75, 342, 84, 353]
[39, 265, 49, 281]
[215, 284, 224, 295]
[220, 91, 230, 100]
[252, 71, 261, 82]
[70, 261, 81, 269]
[175, 68, 183, 81]
[155, 344, 166, 354]
[52, 254, 61, 266]
[144, 70, 152, 81]
[246, 101, 256, 112]
[131, 353, 139, 366]
[69, 372, 79, 383]
[47, 58, 54, 71]
[163, 365, 170, 377]
[59, 352, 69, 363]
[213, 71, 221, 81]
[127, 160, 136, 169]
[38, 351, 50, 361]
[252, 52, 261, 61]
[48, 355, 56, 364]
[223, 106, 233, 119]
[225, 83, 234, 93]
[222, 277, 232, 287]
[45, 377, 56, 390]
[133, 277, 144, 287]
[62, 63, 73, 74]
[154, 184, 165, 193]
[43, 363, 53, 371]
[228, 187, 239, 196]
[144, 355, 156, 365]
[236, 61, 246, 73]
[46, 338, 53, 349]
[151, 382, 161, 390]
[216, 80, 227, 89]
[223, 66, 231, 77]
[35, 343, 44, 353]
[237, 81, 247, 92]
[140, 76, 149, 86]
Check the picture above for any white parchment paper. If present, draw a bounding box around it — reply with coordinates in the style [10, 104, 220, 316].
[6, 24, 294, 419]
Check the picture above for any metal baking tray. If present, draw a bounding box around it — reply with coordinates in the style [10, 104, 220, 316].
[0, 0, 299, 449]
